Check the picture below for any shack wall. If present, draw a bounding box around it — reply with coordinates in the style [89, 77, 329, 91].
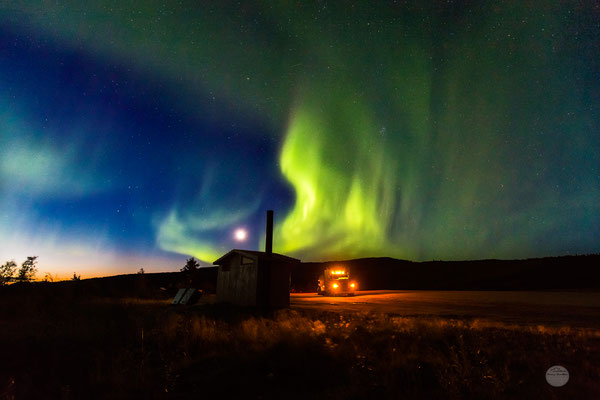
[256, 261, 294, 308]
[268, 261, 292, 308]
[216, 254, 258, 306]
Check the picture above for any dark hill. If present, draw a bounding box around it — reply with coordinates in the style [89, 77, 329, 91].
[0, 268, 218, 301]
[293, 254, 600, 291]
[4, 255, 596, 301]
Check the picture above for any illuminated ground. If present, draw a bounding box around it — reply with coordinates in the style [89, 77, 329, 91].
[291, 290, 600, 329]
[2, 285, 599, 398]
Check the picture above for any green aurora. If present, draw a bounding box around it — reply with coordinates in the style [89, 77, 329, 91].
[2, 1, 598, 265]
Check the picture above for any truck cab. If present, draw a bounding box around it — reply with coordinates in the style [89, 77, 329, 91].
[317, 267, 356, 296]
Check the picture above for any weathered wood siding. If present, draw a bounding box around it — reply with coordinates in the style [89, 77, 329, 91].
[216, 250, 299, 308]
[216, 253, 258, 306]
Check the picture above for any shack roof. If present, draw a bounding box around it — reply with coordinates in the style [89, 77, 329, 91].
[213, 249, 301, 266]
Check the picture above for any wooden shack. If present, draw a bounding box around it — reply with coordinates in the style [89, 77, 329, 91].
[214, 249, 299, 307]
[213, 210, 301, 308]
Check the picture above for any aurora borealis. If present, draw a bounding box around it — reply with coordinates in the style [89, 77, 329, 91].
[1, 1, 599, 278]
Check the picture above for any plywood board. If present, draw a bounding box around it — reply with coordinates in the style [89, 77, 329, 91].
[172, 288, 187, 304]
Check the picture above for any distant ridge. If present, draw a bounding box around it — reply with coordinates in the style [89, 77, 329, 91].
[5, 255, 596, 300]
[294, 254, 600, 291]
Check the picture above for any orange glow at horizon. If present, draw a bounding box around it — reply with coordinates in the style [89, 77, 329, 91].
[1, 235, 188, 280]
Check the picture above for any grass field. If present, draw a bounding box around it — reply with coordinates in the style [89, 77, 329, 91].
[1, 284, 599, 399]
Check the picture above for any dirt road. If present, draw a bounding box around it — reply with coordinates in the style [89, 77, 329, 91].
[291, 290, 600, 328]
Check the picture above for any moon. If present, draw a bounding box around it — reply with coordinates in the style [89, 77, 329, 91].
[234, 228, 248, 242]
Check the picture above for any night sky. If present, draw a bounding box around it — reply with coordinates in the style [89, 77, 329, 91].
[1, 1, 599, 278]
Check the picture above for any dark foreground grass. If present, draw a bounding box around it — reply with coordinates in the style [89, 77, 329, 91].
[1, 289, 598, 399]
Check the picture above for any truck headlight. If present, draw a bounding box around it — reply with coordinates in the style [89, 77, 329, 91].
[350, 283, 355, 288]
[332, 283, 338, 289]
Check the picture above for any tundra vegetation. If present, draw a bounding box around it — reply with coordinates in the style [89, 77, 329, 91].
[0, 281, 598, 399]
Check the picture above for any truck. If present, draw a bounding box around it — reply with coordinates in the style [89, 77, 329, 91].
[317, 267, 357, 296]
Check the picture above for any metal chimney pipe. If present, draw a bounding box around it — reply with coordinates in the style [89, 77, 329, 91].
[265, 210, 273, 255]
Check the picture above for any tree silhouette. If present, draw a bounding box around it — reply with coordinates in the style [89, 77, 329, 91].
[1, 260, 17, 286]
[72, 272, 81, 281]
[180, 257, 200, 273]
[17, 256, 38, 282]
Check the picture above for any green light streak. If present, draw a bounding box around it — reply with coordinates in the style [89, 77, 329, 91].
[3, 2, 598, 261]
[156, 211, 224, 263]
[0, 102, 111, 198]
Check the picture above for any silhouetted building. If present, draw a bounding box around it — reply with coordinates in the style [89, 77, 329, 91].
[214, 249, 299, 307]
[213, 210, 300, 307]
